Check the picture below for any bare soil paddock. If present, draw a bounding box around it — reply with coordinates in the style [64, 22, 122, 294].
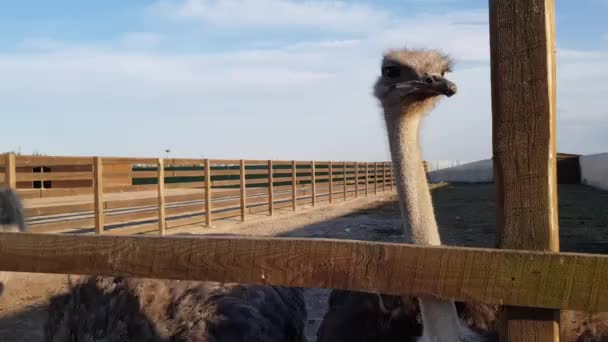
[0, 184, 606, 341]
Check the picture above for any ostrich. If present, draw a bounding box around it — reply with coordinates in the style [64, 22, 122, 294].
[318, 47, 608, 342]
[0, 186, 27, 297]
[373, 48, 473, 342]
[45, 276, 307, 342]
[318, 47, 496, 342]
[21, 211, 307, 339]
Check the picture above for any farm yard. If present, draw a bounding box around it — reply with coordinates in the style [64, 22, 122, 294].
[0, 183, 606, 341]
[0, 0, 607, 341]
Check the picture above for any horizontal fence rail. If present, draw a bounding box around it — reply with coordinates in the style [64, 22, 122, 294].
[1, 153, 396, 235]
[0, 232, 606, 313]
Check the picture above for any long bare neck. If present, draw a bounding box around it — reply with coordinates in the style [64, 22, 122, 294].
[384, 103, 466, 341]
[384, 106, 440, 245]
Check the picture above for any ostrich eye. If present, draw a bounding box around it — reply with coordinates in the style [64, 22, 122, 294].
[382, 66, 400, 78]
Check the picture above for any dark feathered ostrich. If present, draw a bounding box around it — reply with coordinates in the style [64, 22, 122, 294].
[45, 276, 307, 342]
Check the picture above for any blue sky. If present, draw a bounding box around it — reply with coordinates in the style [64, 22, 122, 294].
[0, 0, 606, 161]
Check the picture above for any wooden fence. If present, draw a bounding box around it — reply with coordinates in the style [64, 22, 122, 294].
[0, 1, 602, 340]
[0, 154, 395, 235]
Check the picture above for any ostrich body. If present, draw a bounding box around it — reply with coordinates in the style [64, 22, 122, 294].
[45, 276, 307, 342]
[0, 186, 27, 296]
[4, 187, 312, 341]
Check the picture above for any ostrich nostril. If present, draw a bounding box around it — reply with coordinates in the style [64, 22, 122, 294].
[424, 76, 434, 84]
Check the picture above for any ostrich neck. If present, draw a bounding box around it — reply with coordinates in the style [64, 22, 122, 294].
[385, 108, 440, 245]
[384, 104, 465, 341]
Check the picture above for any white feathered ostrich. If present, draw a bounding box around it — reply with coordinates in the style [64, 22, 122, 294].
[317, 47, 608, 342]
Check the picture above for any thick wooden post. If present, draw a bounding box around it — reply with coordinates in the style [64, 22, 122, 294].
[490, 0, 559, 340]
[342, 161, 347, 201]
[311, 161, 316, 206]
[157, 158, 166, 235]
[4, 153, 16, 189]
[354, 162, 359, 198]
[240, 160, 247, 222]
[328, 161, 333, 203]
[205, 159, 212, 226]
[93, 157, 104, 235]
[268, 160, 274, 215]
[291, 161, 297, 211]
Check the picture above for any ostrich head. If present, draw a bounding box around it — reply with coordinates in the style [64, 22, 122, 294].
[373, 48, 457, 118]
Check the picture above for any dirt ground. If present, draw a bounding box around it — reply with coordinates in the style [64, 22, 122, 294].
[1, 183, 607, 341]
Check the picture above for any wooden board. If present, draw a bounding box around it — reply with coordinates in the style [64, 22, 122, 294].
[490, 0, 559, 340]
[1, 233, 607, 313]
[15, 155, 93, 167]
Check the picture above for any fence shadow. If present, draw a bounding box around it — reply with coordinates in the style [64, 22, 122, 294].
[426, 159, 493, 184]
[277, 183, 608, 253]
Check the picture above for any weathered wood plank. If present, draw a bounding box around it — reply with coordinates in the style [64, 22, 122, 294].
[16, 155, 93, 167]
[16, 171, 93, 182]
[0, 233, 607, 312]
[490, 0, 559, 340]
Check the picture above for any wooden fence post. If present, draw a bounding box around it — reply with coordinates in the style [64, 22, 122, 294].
[383, 162, 387, 192]
[240, 160, 247, 222]
[311, 161, 316, 206]
[157, 158, 166, 235]
[4, 153, 16, 189]
[328, 161, 333, 204]
[205, 159, 212, 226]
[343, 161, 347, 201]
[268, 160, 274, 215]
[365, 162, 369, 196]
[389, 162, 393, 190]
[93, 157, 104, 235]
[291, 160, 297, 211]
[374, 162, 378, 195]
[490, 0, 559, 340]
[354, 162, 359, 198]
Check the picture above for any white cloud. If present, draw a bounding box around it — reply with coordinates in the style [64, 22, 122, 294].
[558, 49, 607, 60]
[1, 4, 606, 160]
[149, 0, 391, 33]
[118, 32, 164, 50]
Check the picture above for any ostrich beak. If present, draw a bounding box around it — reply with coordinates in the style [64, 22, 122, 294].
[395, 76, 458, 97]
[432, 76, 457, 97]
